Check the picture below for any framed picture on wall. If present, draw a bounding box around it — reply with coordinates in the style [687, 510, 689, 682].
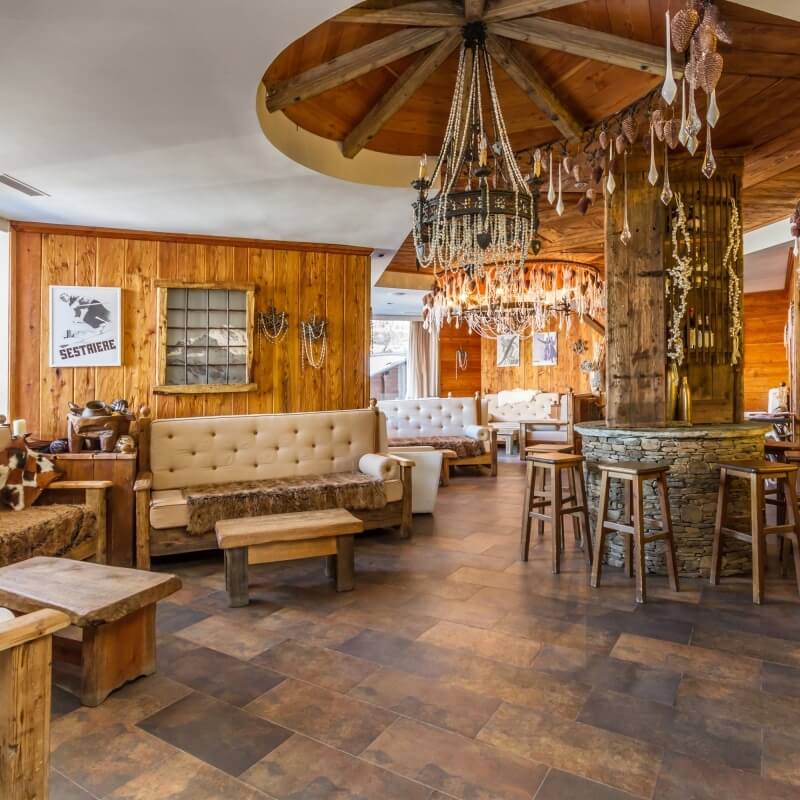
[532, 332, 558, 366]
[497, 334, 520, 368]
[49, 285, 122, 367]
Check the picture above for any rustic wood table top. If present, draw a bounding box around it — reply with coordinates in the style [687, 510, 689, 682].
[0, 557, 181, 626]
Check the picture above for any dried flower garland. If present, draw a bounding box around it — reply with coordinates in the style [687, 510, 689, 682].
[667, 194, 693, 365]
[725, 198, 743, 365]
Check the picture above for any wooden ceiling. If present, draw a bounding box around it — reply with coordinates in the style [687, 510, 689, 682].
[263, 0, 800, 271]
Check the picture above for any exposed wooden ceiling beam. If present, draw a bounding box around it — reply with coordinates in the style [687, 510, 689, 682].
[489, 16, 682, 77]
[464, 0, 486, 19]
[484, 0, 585, 23]
[334, 1, 465, 27]
[743, 127, 800, 189]
[266, 27, 452, 112]
[342, 33, 461, 158]
[486, 34, 582, 140]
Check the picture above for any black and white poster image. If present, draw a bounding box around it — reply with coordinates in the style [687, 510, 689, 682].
[497, 334, 520, 368]
[532, 332, 558, 366]
[50, 285, 122, 367]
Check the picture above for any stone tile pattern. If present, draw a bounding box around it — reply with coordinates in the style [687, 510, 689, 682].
[580, 429, 764, 576]
[48, 459, 800, 800]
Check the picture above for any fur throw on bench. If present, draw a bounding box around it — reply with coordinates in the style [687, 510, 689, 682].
[388, 436, 485, 459]
[183, 472, 387, 535]
[0, 504, 96, 567]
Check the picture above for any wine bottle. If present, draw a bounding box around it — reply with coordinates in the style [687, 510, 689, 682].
[696, 315, 704, 350]
[705, 315, 713, 349]
[688, 307, 697, 350]
[702, 261, 709, 287]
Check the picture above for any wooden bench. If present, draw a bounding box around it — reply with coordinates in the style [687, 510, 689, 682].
[0, 557, 181, 706]
[215, 509, 365, 606]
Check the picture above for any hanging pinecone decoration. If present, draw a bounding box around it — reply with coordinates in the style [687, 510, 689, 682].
[698, 51, 724, 93]
[651, 109, 665, 142]
[664, 117, 681, 149]
[671, 5, 700, 53]
[621, 114, 638, 144]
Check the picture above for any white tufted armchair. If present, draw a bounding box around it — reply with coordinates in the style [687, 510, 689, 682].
[378, 394, 497, 483]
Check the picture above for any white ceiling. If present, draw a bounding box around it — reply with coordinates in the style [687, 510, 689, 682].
[0, 0, 411, 264]
[744, 241, 792, 293]
[372, 287, 427, 318]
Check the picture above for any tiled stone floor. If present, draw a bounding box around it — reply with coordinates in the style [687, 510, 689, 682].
[49, 459, 800, 799]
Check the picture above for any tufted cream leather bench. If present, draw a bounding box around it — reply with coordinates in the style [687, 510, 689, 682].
[133, 407, 412, 569]
[378, 395, 497, 483]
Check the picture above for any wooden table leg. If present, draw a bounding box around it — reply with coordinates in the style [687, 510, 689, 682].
[336, 535, 355, 592]
[80, 605, 156, 707]
[324, 555, 337, 579]
[224, 547, 249, 608]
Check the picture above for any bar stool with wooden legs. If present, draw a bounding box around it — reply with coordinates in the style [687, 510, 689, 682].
[591, 462, 679, 604]
[711, 460, 800, 604]
[520, 452, 592, 574]
[524, 444, 579, 546]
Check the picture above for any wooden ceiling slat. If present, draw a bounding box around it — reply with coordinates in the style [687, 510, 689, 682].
[744, 128, 800, 190]
[334, 1, 465, 27]
[489, 15, 681, 76]
[464, 0, 487, 20]
[486, 34, 583, 139]
[266, 27, 453, 111]
[342, 33, 461, 157]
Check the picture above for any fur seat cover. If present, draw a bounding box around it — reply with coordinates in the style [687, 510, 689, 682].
[183, 472, 387, 535]
[387, 436, 485, 459]
[0, 504, 96, 567]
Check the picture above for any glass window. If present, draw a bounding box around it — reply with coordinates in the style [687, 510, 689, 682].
[369, 320, 409, 401]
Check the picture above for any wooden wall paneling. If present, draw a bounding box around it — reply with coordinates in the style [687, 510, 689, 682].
[325, 254, 346, 410]
[123, 239, 156, 417]
[72, 236, 97, 408]
[743, 288, 790, 411]
[231, 247, 251, 416]
[270, 250, 290, 413]
[154, 241, 178, 419]
[174, 243, 206, 418]
[299, 251, 327, 411]
[285, 250, 302, 412]
[93, 238, 126, 416]
[203, 244, 235, 418]
[439, 321, 482, 397]
[10, 231, 42, 434]
[344, 254, 368, 409]
[248, 247, 276, 415]
[39, 234, 75, 441]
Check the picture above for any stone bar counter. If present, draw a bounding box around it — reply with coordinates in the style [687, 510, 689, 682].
[575, 422, 770, 577]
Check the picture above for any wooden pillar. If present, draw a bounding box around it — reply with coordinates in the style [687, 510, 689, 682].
[605, 161, 667, 426]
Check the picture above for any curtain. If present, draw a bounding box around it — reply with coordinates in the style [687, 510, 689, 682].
[406, 321, 439, 398]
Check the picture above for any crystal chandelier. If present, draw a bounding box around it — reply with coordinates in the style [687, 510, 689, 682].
[411, 21, 541, 275]
[422, 261, 605, 340]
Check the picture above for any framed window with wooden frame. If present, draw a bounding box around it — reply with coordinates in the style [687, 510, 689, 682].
[154, 281, 256, 395]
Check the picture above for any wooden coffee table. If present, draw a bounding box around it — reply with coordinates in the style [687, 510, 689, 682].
[0, 557, 181, 706]
[215, 508, 364, 606]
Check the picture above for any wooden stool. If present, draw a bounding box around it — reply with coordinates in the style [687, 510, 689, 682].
[520, 452, 591, 574]
[525, 444, 573, 457]
[711, 460, 800, 604]
[591, 462, 679, 604]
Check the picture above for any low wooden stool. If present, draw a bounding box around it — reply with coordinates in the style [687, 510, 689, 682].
[525, 444, 573, 457]
[591, 462, 679, 604]
[0, 557, 181, 706]
[216, 508, 365, 606]
[520, 452, 591, 574]
[711, 460, 800, 604]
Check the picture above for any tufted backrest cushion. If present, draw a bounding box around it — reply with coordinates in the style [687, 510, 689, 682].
[150, 409, 383, 491]
[485, 392, 568, 422]
[378, 397, 478, 438]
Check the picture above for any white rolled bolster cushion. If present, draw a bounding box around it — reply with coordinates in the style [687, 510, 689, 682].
[0, 607, 14, 624]
[358, 453, 400, 481]
[464, 424, 490, 441]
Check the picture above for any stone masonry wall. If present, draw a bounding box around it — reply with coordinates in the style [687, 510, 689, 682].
[579, 428, 765, 578]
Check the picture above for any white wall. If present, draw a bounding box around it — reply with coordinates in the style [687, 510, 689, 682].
[0, 219, 8, 418]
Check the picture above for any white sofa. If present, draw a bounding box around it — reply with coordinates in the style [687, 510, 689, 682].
[378, 396, 497, 483]
[482, 390, 573, 457]
[387, 446, 444, 514]
[134, 407, 412, 569]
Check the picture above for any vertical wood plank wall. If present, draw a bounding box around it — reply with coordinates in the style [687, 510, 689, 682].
[438, 321, 482, 397]
[10, 223, 371, 440]
[480, 319, 601, 395]
[742, 288, 790, 411]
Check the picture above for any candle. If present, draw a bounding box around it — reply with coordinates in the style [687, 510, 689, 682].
[418, 154, 427, 180]
[479, 135, 488, 167]
[12, 418, 27, 437]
